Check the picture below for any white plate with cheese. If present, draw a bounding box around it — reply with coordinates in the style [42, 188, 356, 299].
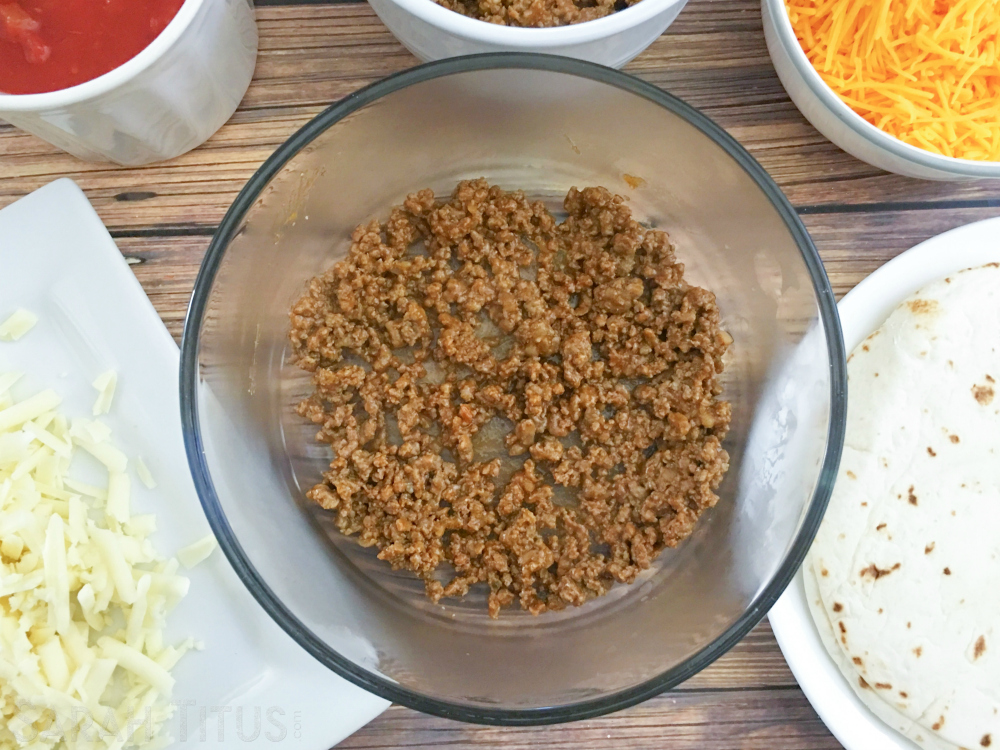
[0, 179, 389, 749]
[769, 216, 1000, 750]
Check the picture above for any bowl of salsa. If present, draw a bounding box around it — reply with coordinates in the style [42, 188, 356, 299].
[0, 0, 188, 94]
[0, 0, 258, 165]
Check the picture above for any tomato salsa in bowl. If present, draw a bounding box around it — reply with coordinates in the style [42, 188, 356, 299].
[0, 0, 256, 165]
[0, 0, 187, 94]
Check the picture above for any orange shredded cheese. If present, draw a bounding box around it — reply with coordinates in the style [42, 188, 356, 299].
[786, 0, 1000, 161]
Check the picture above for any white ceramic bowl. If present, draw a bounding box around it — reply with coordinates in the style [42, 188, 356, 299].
[761, 0, 1000, 180]
[368, 0, 688, 68]
[0, 0, 258, 166]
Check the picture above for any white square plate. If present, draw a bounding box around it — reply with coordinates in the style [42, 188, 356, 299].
[0, 178, 389, 749]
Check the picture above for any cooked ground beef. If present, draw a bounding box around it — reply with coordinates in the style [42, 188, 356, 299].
[433, 0, 639, 27]
[289, 180, 732, 618]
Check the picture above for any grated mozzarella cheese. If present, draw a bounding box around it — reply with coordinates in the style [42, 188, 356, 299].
[0, 373, 199, 750]
[91, 371, 117, 417]
[176, 535, 217, 570]
[0, 309, 38, 342]
[134, 458, 156, 491]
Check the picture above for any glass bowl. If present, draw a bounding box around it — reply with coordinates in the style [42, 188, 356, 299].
[179, 53, 847, 725]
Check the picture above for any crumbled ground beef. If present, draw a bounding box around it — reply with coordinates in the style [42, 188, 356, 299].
[289, 180, 732, 617]
[434, 0, 638, 27]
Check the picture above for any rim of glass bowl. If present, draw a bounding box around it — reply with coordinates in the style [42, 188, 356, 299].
[179, 52, 848, 726]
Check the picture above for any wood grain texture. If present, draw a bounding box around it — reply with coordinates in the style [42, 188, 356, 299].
[340, 685, 841, 750]
[3, 0, 1000, 234]
[5, 0, 1000, 747]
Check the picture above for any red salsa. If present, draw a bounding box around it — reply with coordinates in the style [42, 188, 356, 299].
[0, 0, 185, 94]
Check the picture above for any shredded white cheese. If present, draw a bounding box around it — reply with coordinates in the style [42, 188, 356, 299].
[0, 389, 60, 432]
[0, 372, 23, 395]
[176, 535, 217, 569]
[91, 371, 118, 416]
[0, 309, 38, 342]
[134, 457, 156, 490]
[0, 374, 198, 750]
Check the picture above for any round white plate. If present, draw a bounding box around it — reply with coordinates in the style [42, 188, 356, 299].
[768, 215, 1000, 750]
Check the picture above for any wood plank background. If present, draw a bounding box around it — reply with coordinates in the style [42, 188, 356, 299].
[3, 0, 999, 746]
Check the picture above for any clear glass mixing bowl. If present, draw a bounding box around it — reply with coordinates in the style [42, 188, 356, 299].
[179, 53, 847, 724]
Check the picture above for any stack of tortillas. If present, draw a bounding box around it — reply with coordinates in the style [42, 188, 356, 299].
[806, 263, 1000, 750]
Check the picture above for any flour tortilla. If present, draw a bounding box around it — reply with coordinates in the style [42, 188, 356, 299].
[806, 263, 1000, 750]
[804, 565, 960, 750]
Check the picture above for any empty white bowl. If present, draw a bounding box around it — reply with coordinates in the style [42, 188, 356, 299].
[0, 0, 258, 166]
[761, 0, 1000, 180]
[368, 0, 689, 68]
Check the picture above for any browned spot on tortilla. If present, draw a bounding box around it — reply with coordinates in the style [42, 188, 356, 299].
[926, 542, 935, 554]
[876, 682, 893, 690]
[900, 691, 908, 698]
[846, 470, 857, 479]
[908, 622, 912, 628]
[622, 174, 646, 189]
[833, 602, 843, 612]
[914, 646, 923, 657]
[907, 299, 938, 314]
[860, 563, 897, 579]
[945, 277, 952, 283]
[950, 435, 960, 443]
[928, 446, 937, 456]
[932, 717, 944, 731]
[877, 523, 887, 531]
[862, 502, 868, 507]
[982, 733, 992, 747]
[874, 372, 880, 377]
[862, 344, 870, 352]
[853, 656, 863, 666]
[821, 568, 829, 577]
[988, 374, 996, 383]
[975, 635, 987, 659]
[908, 486, 918, 505]
[944, 567, 952, 575]
[974, 385, 995, 405]
[838, 622, 847, 634]
[859, 677, 870, 689]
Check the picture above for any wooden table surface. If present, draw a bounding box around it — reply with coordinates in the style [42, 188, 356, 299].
[3, 0, 1000, 746]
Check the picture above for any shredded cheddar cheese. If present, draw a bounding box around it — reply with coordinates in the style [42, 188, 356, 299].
[786, 0, 1000, 161]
